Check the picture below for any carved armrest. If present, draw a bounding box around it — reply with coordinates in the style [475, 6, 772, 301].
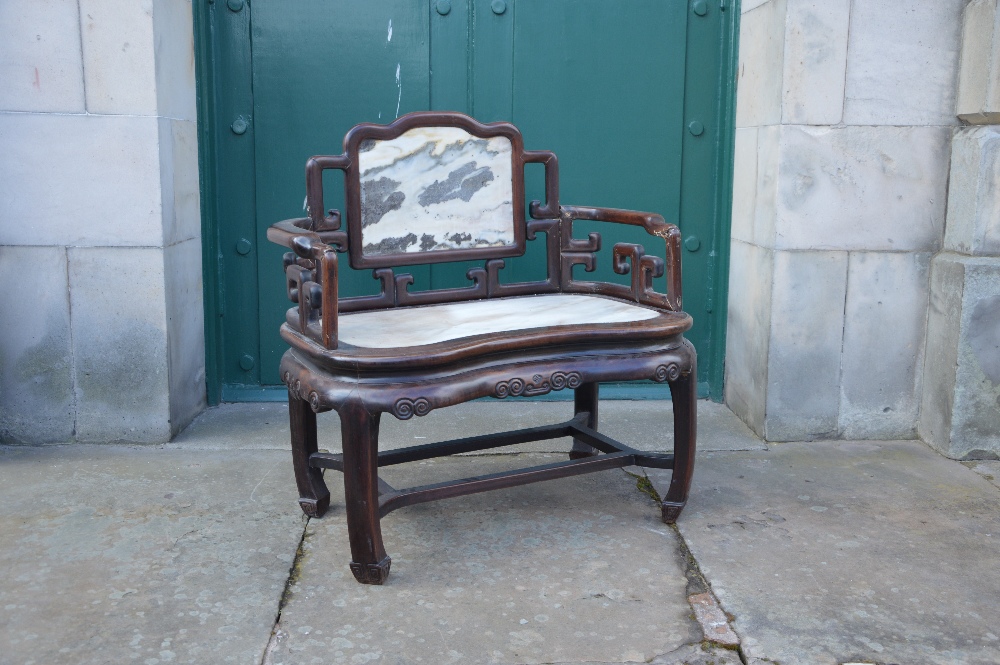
[555, 204, 683, 311]
[270, 233, 340, 350]
[266, 217, 347, 252]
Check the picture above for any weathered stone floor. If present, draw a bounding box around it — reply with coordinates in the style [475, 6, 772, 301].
[1, 400, 998, 665]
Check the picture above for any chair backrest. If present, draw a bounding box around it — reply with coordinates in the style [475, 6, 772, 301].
[305, 112, 559, 271]
[273, 111, 681, 351]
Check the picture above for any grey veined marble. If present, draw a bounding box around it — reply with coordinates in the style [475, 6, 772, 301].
[358, 126, 515, 256]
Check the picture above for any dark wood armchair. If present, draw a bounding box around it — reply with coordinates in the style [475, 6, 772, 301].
[267, 112, 696, 585]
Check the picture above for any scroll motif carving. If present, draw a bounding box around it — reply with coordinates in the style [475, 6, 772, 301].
[393, 397, 432, 420]
[558, 208, 682, 311]
[339, 218, 561, 313]
[495, 371, 582, 398]
[653, 363, 681, 382]
[283, 372, 324, 411]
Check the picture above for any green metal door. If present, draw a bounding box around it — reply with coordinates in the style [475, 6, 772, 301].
[196, 0, 739, 402]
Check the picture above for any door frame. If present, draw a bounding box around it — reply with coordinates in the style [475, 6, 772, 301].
[193, 0, 740, 405]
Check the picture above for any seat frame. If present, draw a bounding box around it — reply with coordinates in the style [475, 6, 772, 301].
[267, 112, 697, 585]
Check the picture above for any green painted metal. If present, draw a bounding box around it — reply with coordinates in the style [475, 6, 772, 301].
[508, 0, 687, 402]
[679, 0, 741, 401]
[250, 1, 433, 384]
[195, 0, 259, 402]
[196, 0, 740, 404]
[708, 0, 741, 401]
[193, 1, 219, 404]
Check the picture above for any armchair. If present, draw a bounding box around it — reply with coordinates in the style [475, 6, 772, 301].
[267, 112, 697, 584]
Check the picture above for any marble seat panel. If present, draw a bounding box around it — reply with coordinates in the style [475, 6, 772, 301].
[337, 294, 662, 349]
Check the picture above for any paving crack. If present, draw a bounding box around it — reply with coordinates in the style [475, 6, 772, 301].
[668, 525, 747, 663]
[625, 467, 750, 663]
[526, 641, 745, 665]
[260, 514, 313, 665]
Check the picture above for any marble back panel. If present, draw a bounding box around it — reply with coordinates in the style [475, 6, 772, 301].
[357, 126, 515, 256]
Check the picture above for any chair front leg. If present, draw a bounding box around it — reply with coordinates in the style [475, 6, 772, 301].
[289, 389, 330, 517]
[339, 400, 391, 585]
[661, 353, 697, 524]
[570, 382, 600, 459]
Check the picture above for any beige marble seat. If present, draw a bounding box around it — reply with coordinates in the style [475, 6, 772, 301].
[283, 293, 692, 372]
[338, 294, 660, 348]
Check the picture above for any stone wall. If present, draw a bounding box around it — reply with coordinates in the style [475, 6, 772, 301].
[0, 0, 205, 443]
[726, 0, 967, 441]
[918, 0, 1000, 459]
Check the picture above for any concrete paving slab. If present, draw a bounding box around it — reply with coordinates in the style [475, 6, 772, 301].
[267, 455, 702, 665]
[0, 445, 304, 665]
[604, 643, 745, 665]
[965, 460, 1000, 491]
[648, 441, 1000, 665]
[171, 399, 765, 454]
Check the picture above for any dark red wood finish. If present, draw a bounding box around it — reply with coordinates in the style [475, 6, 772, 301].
[270, 112, 697, 585]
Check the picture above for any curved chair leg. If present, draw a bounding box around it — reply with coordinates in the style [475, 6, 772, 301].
[289, 389, 330, 518]
[339, 400, 391, 585]
[661, 352, 697, 524]
[570, 382, 600, 459]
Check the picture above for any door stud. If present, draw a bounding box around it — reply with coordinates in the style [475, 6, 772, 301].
[231, 117, 248, 135]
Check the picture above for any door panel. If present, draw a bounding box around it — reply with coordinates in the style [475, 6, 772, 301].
[251, 1, 431, 383]
[202, 0, 735, 397]
[511, 0, 687, 301]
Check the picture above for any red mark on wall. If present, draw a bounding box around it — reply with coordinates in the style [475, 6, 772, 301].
[33, 67, 40, 89]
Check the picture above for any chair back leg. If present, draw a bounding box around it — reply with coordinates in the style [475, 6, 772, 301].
[570, 382, 600, 459]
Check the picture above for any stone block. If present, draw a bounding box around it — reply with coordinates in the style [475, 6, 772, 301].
[159, 118, 202, 246]
[0, 446, 304, 665]
[839, 252, 931, 439]
[742, 0, 771, 14]
[764, 250, 848, 441]
[0, 0, 85, 113]
[80, 0, 157, 115]
[69, 247, 172, 443]
[724, 240, 773, 437]
[918, 254, 964, 455]
[674, 441, 1000, 665]
[0, 247, 75, 444]
[753, 124, 780, 248]
[956, 0, 1000, 123]
[272, 456, 700, 664]
[944, 126, 1000, 257]
[0, 114, 164, 247]
[773, 125, 950, 252]
[843, 0, 966, 125]
[730, 127, 758, 244]
[152, 0, 197, 122]
[780, 0, 850, 125]
[919, 253, 1000, 459]
[164, 238, 206, 435]
[955, 260, 1000, 456]
[736, 0, 786, 128]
